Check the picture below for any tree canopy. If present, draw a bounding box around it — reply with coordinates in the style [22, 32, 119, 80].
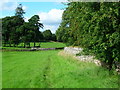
[43, 30, 52, 41]
[2, 4, 44, 47]
[2, 4, 57, 47]
[56, 2, 120, 70]
[15, 4, 25, 18]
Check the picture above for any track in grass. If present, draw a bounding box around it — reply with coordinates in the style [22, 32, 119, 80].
[2, 50, 118, 88]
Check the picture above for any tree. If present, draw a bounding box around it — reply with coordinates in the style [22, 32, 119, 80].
[2, 16, 12, 46]
[2, 5, 44, 48]
[28, 15, 43, 47]
[8, 4, 25, 46]
[0, 18, 2, 47]
[2, 4, 25, 47]
[15, 4, 25, 18]
[38, 31, 44, 41]
[9, 16, 24, 46]
[56, 2, 120, 70]
[17, 22, 33, 48]
[43, 30, 52, 41]
[51, 34, 56, 41]
[2, 16, 24, 47]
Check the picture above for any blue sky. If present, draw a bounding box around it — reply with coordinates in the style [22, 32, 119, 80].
[0, 1, 67, 33]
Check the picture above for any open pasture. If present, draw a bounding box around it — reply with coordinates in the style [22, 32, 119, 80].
[2, 50, 118, 88]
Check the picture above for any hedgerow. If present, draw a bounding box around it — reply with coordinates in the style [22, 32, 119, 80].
[56, 2, 120, 70]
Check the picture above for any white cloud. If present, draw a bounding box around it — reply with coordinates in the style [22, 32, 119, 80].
[0, 1, 27, 11]
[24, 17, 29, 22]
[38, 9, 64, 33]
[41, 24, 60, 33]
[0, 1, 17, 11]
[22, 6, 27, 11]
[24, 9, 62, 33]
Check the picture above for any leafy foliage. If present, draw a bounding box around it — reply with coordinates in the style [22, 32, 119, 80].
[43, 30, 52, 40]
[2, 16, 24, 46]
[15, 4, 25, 18]
[28, 15, 44, 47]
[56, 2, 120, 70]
[42, 30, 57, 41]
[2, 4, 57, 47]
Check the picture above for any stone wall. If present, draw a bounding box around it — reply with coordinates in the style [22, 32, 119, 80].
[64, 47, 120, 74]
[64, 47, 83, 55]
[64, 47, 102, 66]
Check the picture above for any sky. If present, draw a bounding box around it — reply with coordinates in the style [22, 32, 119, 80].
[0, 1, 67, 33]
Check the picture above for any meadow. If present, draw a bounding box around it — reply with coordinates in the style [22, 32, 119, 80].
[2, 44, 118, 88]
[2, 42, 66, 50]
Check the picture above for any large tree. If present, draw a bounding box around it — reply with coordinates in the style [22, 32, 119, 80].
[2, 4, 25, 47]
[28, 15, 43, 47]
[10, 16, 24, 46]
[15, 4, 25, 18]
[56, 2, 120, 70]
[2, 16, 12, 46]
[51, 34, 56, 41]
[43, 30, 52, 41]
[2, 16, 24, 47]
[17, 22, 33, 48]
[0, 18, 2, 47]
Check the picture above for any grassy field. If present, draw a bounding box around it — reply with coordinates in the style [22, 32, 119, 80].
[2, 42, 66, 50]
[2, 50, 118, 88]
[0, 51, 2, 89]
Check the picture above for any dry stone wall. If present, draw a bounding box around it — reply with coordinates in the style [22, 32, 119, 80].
[64, 47, 104, 66]
[64, 47, 83, 55]
[64, 47, 120, 74]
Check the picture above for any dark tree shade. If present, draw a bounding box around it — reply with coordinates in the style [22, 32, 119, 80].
[43, 30, 52, 41]
[2, 16, 24, 47]
[28, 15, 43, 47]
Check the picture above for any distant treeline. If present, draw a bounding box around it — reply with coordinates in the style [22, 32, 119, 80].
[56, 2, 120, 70]
[1, 4, 56, 48]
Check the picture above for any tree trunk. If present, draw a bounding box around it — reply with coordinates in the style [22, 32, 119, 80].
[9, 38, 11, 47]
[107, 50, 114, 72]
[9, 42, 11, 47]
[29, 43, 30, 47]
[108, 59, 114, 71]
[24, 43, 25, 48]
[22, 43, 24, 47]
[39, 43, 40, 47]
[34, 42, 35, 47]
[34, 32, 36, 47]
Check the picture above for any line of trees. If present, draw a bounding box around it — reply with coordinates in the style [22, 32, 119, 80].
[56, 2, 120, 70]
[2, 4, 56, 48]
[43, 29, 56, 41]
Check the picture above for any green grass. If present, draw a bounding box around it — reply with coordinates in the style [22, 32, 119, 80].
[0, 51, 2, 89]
[2, 50, 118, 88]
[40, 42, 65, 48]
[2, 42, 66, 50]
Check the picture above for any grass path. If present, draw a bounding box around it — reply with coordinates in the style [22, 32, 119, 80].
[2, 50, 118, 88]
